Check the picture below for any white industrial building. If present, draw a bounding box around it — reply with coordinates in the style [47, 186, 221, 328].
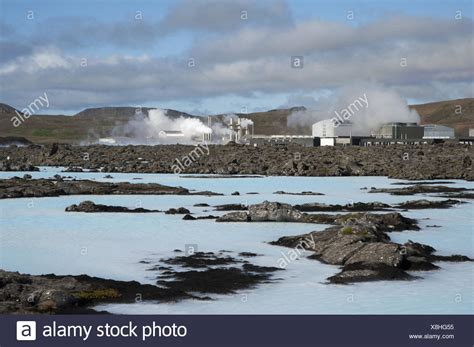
[422, 124, 455, 139]
[98, 137, 117, 145]
[312, 119, 352, 138]
[158, 130, 185, 138]
[311, 119, 358, 146]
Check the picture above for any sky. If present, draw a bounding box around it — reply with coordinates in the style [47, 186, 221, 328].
[0, 0, 473, 115]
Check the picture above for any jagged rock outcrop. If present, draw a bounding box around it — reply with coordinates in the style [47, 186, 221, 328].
[248, 201, 306, 222]
[217, 211, 250, 222]
[215, 201, 472, 284]
[271, 219, 471, 284]
[217, 201, 420, 231]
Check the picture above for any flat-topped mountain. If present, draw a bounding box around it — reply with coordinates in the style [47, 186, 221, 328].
[75, 107, 196, 121]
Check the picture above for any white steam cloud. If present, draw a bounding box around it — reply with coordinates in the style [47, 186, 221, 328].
[287, 83, 420, 135]
[239, 118, 254, 127]
[106, 108, 231, 145]
[223, 114, 254, 127]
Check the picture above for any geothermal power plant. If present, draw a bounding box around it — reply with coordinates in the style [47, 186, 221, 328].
[246, 119, 464, 147]
[99, 111, 471, 147]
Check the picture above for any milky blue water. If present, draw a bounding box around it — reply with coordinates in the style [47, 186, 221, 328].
[0, 167, 472, 314]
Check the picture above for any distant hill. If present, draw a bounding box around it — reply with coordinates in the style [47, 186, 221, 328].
[0, 103, 82, 143]
[410, 98, 474, 136]
[0, 103, 18, 115]
[214, 107, 308, 136]
[0, 104, 197, 144]
[0, 99, 472, 143]
[239, 107, 309, 135]
[75, 107, 195, 121]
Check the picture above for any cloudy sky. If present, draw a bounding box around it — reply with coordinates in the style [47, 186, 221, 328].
[0, 0, 472, 115]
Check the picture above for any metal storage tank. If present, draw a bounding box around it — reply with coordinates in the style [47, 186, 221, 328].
[423, 124, 455, 139]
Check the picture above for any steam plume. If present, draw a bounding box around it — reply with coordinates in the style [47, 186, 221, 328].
[108, 108, 232, 145]
[287, 83, 420, 135]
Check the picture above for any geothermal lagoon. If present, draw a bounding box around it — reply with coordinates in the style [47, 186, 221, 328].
[0, 168, 473, 314]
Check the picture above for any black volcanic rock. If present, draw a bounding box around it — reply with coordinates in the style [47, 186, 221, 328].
[48, 143, 59, 156]
[437, 192, 474, 199]
[294, 201, 391, 212]
[165, 207, 190, 214]
[0, 269, 193, 314]
[155, 252, 281, 295]
[334, 212, 420, 232]
[248, 201, 307, 222]
[216, 201, 419, 231]
[293, 199, 465, 212]
[395, 199, 463, 209]
[238, 252, 261, 257]
[214, 203, 247, 211]
[65, 201, 160, 213]
[391, 181, 455, 185]
[0, 143, 472, 180]
[274, 191, 324, 196]
[0, 161, 39, 172]
[327, 263, 414, 284]
[160, 252, 240, 268]
[157, 268, 272, 294]
[0, 136, 33, 147]
[270, 217, 471, 284]
[182, 214, 217, 220]
[0, 177, 220, 199]
[369, 185, 471, 195]
[216, 211, 250, 222]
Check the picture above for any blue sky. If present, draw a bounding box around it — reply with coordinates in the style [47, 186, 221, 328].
[3, 0, 470, 24]
[0, 0, 472, 115]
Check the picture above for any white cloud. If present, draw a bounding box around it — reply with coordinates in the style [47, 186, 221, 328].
[0, 12, 472, 111]
[31, 50, 71, 70]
